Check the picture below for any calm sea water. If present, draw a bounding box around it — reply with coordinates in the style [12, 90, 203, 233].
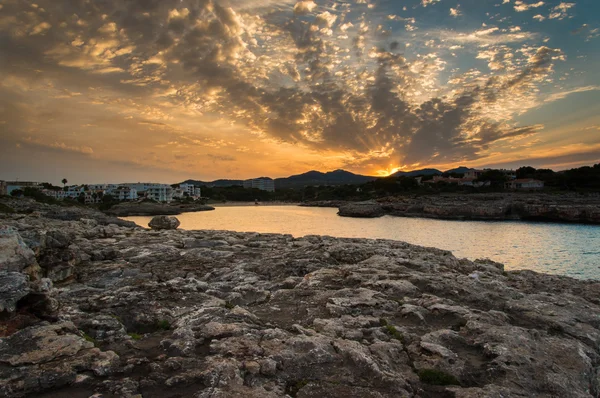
[124, 206, 600, 280]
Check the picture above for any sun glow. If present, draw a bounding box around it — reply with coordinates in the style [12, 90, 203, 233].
[376, 166, 405, 177]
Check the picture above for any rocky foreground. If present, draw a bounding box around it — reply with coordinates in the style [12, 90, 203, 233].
[306, 193, 600, 223]
[1, 198, 600, 398]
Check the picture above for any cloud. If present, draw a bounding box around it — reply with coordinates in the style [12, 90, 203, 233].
[0, 0, 579, 174]
[450, 7, 462, 17]
[544, 86, 600, 103]
[549, 2, 575, 20]
[20, 138, 94, 155]
[422, 0, 442, 7]
[293, 1, 317, 15]
[514, 1, 545, 12]
[437, 27, 537, 45]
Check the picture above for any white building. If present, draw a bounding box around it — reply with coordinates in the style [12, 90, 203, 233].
[112, 187, 138, 201]
[505, 179, 544, 190]
[179, 183, 202, 198]
[127, 184, 172, 202]
[120, 183, 172, 202]
[243, 177, 275, 192]
[172, 188, 185, 199]
[5, 181, 43, 195]
[464, 170, 485, 179]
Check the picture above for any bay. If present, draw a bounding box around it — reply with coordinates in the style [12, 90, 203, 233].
[124, 205, 600, 280]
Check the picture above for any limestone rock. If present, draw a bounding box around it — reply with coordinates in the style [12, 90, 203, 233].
[148, 215, 181, 230]
[0, 272, 29, 313]
[338, 201, 385, 218]
[1, 197, 599, 397]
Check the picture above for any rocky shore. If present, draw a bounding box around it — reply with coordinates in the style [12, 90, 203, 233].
[305, 193, 600, 223]
[1, 197, 600, 397]
[104, 202, 215, 217]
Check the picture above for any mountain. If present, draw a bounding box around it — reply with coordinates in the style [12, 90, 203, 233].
[391, 168, 442, 177]
[275, 169, 377, 189]
[180, 167, 473, 190]
[443, 166, 472, 175]
[179, 170, 376, 189]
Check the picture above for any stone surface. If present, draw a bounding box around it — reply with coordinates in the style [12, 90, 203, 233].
[308, 193, 600, 224]
[148, 215, 181, 230]
[0, 198, 599, 397]
[338, 201, 385, 218]
[106, 202, 215, 217]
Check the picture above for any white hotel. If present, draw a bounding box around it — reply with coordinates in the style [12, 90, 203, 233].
[124, 183, 173, 202]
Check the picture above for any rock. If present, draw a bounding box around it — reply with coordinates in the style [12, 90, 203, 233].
[0, 226, 39, 274]
[338, 201, 385, 218]
[302, 194, 600, 224]
[0, 272, 29, 313]
[148, 215, 181, 230]
[0, 199, 599, 397]
[0, 322, 119, 396]
[105, 202, 215, 217]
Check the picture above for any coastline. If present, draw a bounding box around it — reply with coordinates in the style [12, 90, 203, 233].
[303, 193, 600, 224]
[210, 201, 300, 207]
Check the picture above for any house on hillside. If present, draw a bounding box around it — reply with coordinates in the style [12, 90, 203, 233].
[179, 183, 202, 198]
[464, 169, 485, 179]
[505, 179, 544, 190]
[243, 177, 275, 192]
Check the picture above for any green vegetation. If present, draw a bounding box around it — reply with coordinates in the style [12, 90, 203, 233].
[0, 203, 15, 213]
[128, 332, 143, 340]
[197, 164, 598, 204]
[379, 319, 405, 343]
[109, 314, 122, 322]
[156, 319, 171, 331]
[81, 332, 97, 345]
[285, 380, 309, 397]
[417, 369, 461, 386]
[224, 301, 235, 310]
[516, 164, 600, 191]
[12, 187, 61, 205]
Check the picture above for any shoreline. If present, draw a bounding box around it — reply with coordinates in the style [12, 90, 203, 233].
[210, 201, 300, 207]
[303, 193, 600, 224]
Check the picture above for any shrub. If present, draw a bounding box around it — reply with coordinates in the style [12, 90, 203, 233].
[81, 332, 97, 345]
[417, 369, 460, 386]
[128, 332, 143, 340]
[379, 318, 404, 343]
[0, 203, 14, 213]
[156, 320, 171, 331]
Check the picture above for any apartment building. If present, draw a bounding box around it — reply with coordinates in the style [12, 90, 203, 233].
[243, 177, 275, 192]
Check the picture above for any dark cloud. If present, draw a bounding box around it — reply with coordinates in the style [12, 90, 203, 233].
[0, 0, 566, 169]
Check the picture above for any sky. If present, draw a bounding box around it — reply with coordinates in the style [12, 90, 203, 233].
[0, 0, 599, 184]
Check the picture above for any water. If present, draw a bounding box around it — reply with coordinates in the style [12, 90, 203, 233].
[124, 206, 600, 280]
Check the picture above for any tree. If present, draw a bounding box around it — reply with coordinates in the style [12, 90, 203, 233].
[477, 170, 508, 188]
[62, 178, 68, 191]
[10, 189, 24, 197]
[516, 166, 536, 179]
[77, 192, 86, 204]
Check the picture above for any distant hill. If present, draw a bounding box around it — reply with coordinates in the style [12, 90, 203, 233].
[180, 167, 477, 189]
[391, 168, 442, 177]
[443, 166, 473, 175]
[275, 169, 377, 189]
[179, 170, 377, 189]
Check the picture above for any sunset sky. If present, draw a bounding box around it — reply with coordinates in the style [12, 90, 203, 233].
[0, 0, 599, 184]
